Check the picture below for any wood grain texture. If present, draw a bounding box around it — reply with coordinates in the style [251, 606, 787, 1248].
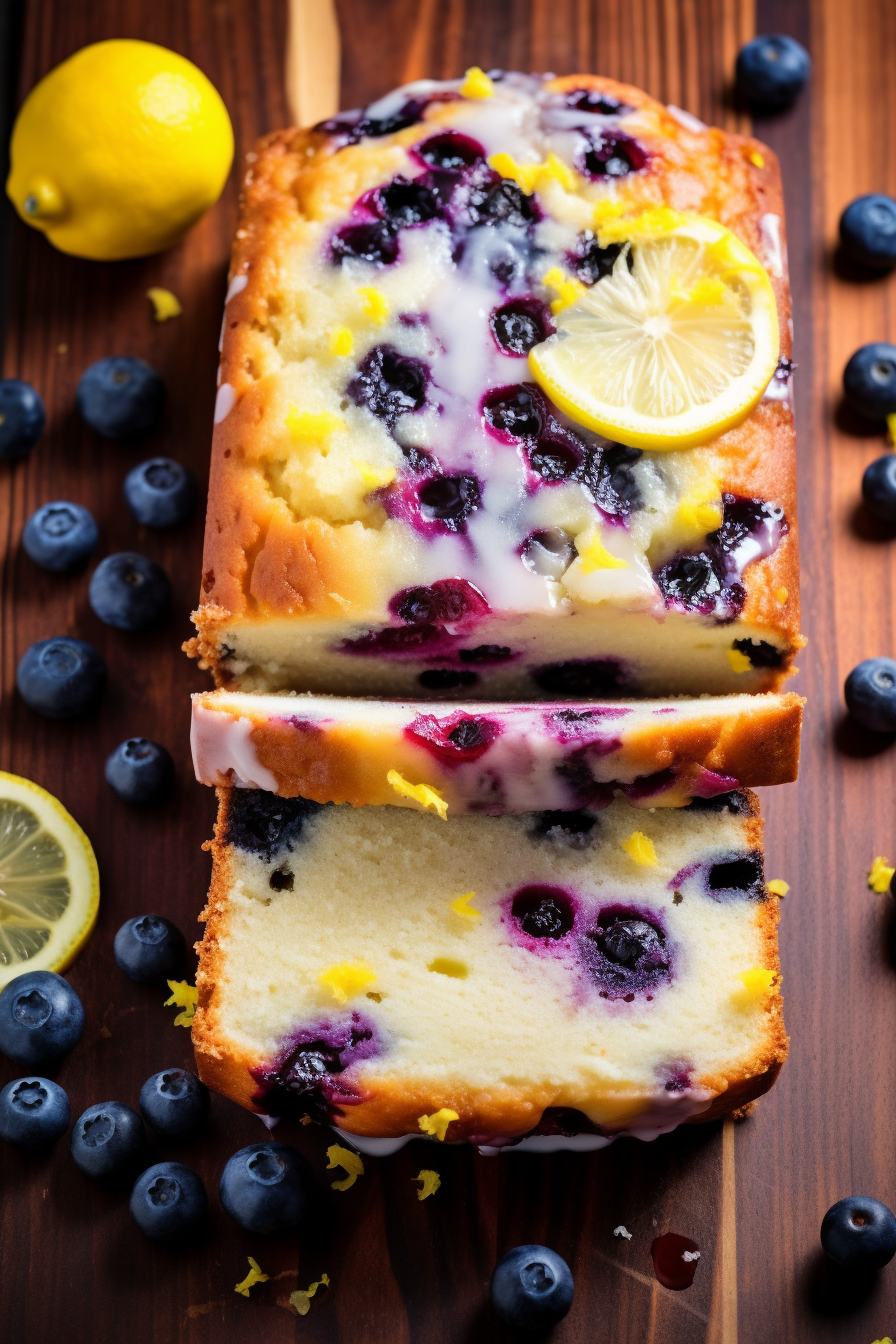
[285, 0, 341, 127]
[0, 0, 895, 1340]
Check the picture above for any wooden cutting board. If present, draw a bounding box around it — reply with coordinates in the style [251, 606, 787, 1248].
[1, 1, 895, 1340]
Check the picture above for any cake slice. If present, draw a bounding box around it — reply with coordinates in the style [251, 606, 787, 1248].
[188, 70, 801, 700]
[193, 787, 787, 1146]
[191, 688, 802, 812]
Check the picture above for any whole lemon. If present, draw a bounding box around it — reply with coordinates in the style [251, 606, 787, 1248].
[6, 39, 234, 260]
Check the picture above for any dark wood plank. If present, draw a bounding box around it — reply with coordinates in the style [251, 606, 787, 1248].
[2, 1, 896, 1340]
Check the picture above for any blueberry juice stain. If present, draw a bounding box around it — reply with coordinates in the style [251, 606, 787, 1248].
[650, 1233, 701, 1290]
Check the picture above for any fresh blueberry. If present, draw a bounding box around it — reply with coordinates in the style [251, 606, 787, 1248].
[862, 454, 896, 525]
[130, 1161, 208, 1241]
[139, 1069, 210, 1139]
[113, 915, 185, 984]
[0, 379, 45, 461]
[76, 357, 164, 439]
[512, 886, 575, 939]
[490, 299, 552, 356]
[0, 1076, 70, 1148]
[0, 971, 84, 1067]
[22, 501, 98, 572]
[843, 344, 896, 422]
[347, 344, 428, 427]
[71, 1100, 148, 1180]
[845, 657, 896, 732]
[579, 129, 647, 179]
[124, 458, 197, 528]
[16, 637, 107, 718]
[219, 1142, 314, 1235]
[331, 221, 399, 266]
[840, 195, 896, 271]
[105, 738, 175, 804]
[89, 552, 171, 631]
[490, 1244, 574, 1332]
[735, 35, 811, 108]
[821, 1196, 896, 1269]
[418, 475, 481, 530]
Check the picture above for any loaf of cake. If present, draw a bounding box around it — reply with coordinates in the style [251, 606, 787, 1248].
[187, 70, 801, 700]
[191, 688, 802, 811]
[192, 786, 786, 1145]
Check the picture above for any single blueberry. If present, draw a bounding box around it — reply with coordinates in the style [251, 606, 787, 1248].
[139, 1069, 210, 1139]
[22, 501, 98, 572]
[219, 1142, 314, 1235]
[490, 1244, 574, 1332]
[706, 853, 764, 897]
[418, 474, 481, 530]
[839, 195, 896, 271]
[843, 343, 896, 422]
[862, 454, 896, 525]
[77, 357, 164, 438]
[512, 886, 575, 939]
[113, 915, 186, 984]
[0, 379, 45, 461]
[530, 810, 598, 848]
[347, 344, 428, 427]
[820, 1196, 896, 1269]
[414, 131, 485, 171]
[377, 178, 439, 228]
[531, 659, 627, 697]
[475, 179, 539, 229]
[0, 971, 84, 1068]
[482, 385, 545, 439]
[0, 1076, 70, 1148]
[71, 1100, 148, 1180]
[130, 1161, 208, 1241]
[124, 458, 197, 528]
[418, 669, 478, 690]
[224, 791, 323, 862]
[105, 738, 175, 805]
[89, 552, 171, 631]
[603, 918, 664, 965]
[563, 88, 630, 115]
[490, 299, 552, 356]
[735, 34, 811, 108]
[16, 637, 107, 718]
[655, 553, 722, 608]
[331, 221, 399, 266]
[844, 656, 896, 732]
[730, 638, 784, 668]
[570, 230, 628, 285]
[579, 129, 647, 179]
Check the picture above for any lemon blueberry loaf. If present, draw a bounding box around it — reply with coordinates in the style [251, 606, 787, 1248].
[191, 688, 802, 811]
[192, 786, 787, 1146]
[188, 70, 801, 700]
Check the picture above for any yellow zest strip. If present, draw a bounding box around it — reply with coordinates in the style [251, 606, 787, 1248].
[727, 648, 753, 674]
[488, 151, 576, 196]
[888, 413, 896, 445]
[352, 459, 397, 491]
[450, 890, 481, 920]
[748, 149, 765, 168]
[356, 286, 389, 324]
[596, 205, 685, 247]
[869, 856, 895, 893]
[767, 879, 789, 897]
[577, 529, 628, 573]
[290, 1274, 330, 1316]
[329, 326, 354, 356]
[415, 1169, 441, 1200]
[235, 1257, 269, 1297]
[326, 1144, 364, 1191]
[460, 66, 494, 99]
[735, 966, 775, 1002]
[146, 287, 182, 322]
[419, 1108, 459, 1141]
[676, 479, 723, 535]
[621, 831, 657, 866]
[427, 957, 468, 979]
[541, 266, 586, 314]
[164, 980, 198, 1028]
[285, 405, 346, 441]
[317, 962, 376, 1004]
[774, 586, 788, 604]
[387, 769, 448, 819]
[871, 1337, 894, 1344]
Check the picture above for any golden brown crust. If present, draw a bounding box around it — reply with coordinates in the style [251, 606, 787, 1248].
[191, 73, 801, 680]
[192, 785, 788, 1139]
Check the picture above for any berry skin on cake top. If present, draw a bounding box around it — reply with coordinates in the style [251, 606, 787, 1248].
[189, 70, 801, 700]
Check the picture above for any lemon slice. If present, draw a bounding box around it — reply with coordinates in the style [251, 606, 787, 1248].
[0, 772, 99, 988]
[529, 211, 780, 450]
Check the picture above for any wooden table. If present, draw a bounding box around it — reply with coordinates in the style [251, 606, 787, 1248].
[1, 1, 895, 1340]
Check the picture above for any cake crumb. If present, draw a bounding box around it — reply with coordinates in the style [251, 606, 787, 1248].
[419, 1108, 459, 1141]
[289, 1274, 330, 1316]
[146, 287, 182, 322]
[767, 879, 789, 897]
[234, 1257, 269, 1297]
[622, 830, 658, 866]
[613, 1225, 633, 1241]
[164, 980, 198, 1027]
[99, 1024, 112, 1038]
[327, 1144, 364, 1191]
[387, 769, 448, 819]
[415, 1169, 441, 1200]
[869, 857, 895, 893]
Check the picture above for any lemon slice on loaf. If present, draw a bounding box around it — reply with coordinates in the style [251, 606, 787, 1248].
[0, 772, 99, 988]
[529, 210, 780, 450]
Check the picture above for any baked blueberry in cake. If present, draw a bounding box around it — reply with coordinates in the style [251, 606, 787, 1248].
[191, 688, 802, 811]
[188, 70, 801, 700]
[192, 786, 787, 1145]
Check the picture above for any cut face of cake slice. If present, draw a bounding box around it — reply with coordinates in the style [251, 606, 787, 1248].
[189, 71, 801, 700]
[192, 689, 802, 812]
[193, 788, 787, 1146]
